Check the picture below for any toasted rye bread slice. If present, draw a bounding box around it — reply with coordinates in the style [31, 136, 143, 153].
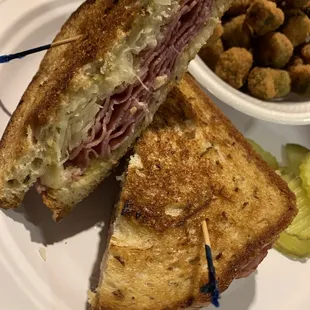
[90, 74, 297, 310]
[0, 0, 141, 211]
[0, 0, 233, 220]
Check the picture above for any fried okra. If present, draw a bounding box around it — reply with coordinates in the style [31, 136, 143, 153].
[222, 15, 252, 49]
[215, 48, 253, 89]
[225, 0, 253, 16]
[248, 67, 291, 100]
[199, 39, 224, 71]
[255, 32, 293, 68]
[304, 1, 310, 12]
[200, 0, 310, 100]
[285, 0, 310, 8]
[283, 8, 306, 18]
[287, 55, 304, 68]
[301, 43, 310, 63]
[283, 15, 310, 46]
[206, 24, 224, 46]
[289, 64, 310, 94]
[246, 0, 285, 36]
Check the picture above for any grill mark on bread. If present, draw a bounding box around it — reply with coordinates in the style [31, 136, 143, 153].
[0, 0, 140, 161]
[242, 201, 249, 209]
[92, 74, 297, 310]
[215, 252, 223, 260]
[1, 0, 224, 215]
[114, 256, 125, 266]
[31, 1, 140, 126]
[112, 289, 125, 299]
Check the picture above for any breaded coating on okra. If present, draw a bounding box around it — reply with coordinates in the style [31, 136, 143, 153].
[225, 0, 254, 16]
[301, 43, 310, 63]
[200, 39, 224, 71]
[285, 0, 310, 9]
[283, 15, 310, 46]
[205, 24, 224, 46]
[248, 67, 291, 100]
[215, 47, 253, 89]
[222, 15, 252, 49]
[289, 64, 310, 94]
[287, 55, 304, 68]
[283, 8, 306, 18]
[246, 0, 284, 36]
[255, 32, 293, 68]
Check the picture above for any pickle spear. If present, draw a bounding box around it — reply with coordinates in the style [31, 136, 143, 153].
[285, 144, 309, 176]
[248, 139, 278, 170]
[274, 232, 310, 259]
[247, 141, 310, 258]
[300, 154, 310, 199]
[281, 171, 310, 240]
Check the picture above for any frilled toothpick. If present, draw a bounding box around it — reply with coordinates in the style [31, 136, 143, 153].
[200, 220, 220, 308]
[0, 35, 83, 64]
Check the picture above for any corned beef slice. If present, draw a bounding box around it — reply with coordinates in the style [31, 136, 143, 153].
[68, 0, 213, 168]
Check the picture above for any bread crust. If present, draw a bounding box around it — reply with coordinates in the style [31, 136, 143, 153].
[0, 0, 140, 160]
[0, 0, 141, 155]
[1, 0, 233, 214]
[120, 74, 296, 231]
[0, 0, 148, 209]
[91, 74, 297, 310]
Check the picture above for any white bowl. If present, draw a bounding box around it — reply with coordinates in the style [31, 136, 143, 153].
[189, 56, 310, 125]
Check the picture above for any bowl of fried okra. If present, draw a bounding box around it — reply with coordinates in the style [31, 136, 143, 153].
[189, 0, 310, 125]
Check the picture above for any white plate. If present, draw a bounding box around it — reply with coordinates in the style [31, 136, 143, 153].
[0, 1, 310, 310]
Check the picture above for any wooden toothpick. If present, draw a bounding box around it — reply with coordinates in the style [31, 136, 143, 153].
[0, 35, 83, 64]
[50, 35, 83, 48]
[202, 220, 212, 247]
[200, 220, 220, 308]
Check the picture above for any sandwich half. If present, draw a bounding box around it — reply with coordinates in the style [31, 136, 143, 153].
[0, 0, 233, 220]
[90, 74, 297, 310]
